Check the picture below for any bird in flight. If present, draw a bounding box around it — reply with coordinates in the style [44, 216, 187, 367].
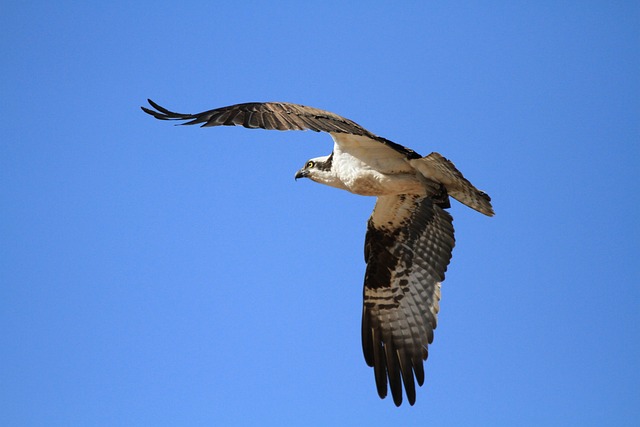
[141, 99, 493, 406]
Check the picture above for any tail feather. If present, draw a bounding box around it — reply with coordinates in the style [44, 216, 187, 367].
[411, 153, 494, 216]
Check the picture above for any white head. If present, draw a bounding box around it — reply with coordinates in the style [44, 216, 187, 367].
[294, 153, 344, 189]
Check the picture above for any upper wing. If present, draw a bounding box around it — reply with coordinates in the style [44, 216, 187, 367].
[141, 99, 421, 159]
[362, 193, 455, 406]
[411, 152, 494, 216]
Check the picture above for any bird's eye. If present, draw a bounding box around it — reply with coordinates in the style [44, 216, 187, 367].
[306, 161, 315, 169]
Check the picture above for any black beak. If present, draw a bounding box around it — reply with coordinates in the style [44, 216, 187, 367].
[294, 169, 308, 180]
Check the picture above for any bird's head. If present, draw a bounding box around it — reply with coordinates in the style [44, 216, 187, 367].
[295, 154, 332, 181]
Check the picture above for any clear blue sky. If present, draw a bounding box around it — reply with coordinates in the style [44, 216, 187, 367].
[1, 2, 638, 426]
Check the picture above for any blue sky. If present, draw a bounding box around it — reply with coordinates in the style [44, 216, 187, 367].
[1, 1, 638, 425]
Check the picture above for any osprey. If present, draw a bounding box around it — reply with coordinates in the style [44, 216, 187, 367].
[142, 99, 493, 406]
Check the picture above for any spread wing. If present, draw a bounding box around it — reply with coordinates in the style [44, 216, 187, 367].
[141, 99, 421, 159]
[362, 193, 455, 406]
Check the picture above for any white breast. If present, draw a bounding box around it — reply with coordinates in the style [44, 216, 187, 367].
[331, 140, 425, 196]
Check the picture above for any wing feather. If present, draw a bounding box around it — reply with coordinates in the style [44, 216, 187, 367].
[397, 348, 416, 405]
[371, 326, 388, 398]
[141, 99, 421, 159]
[383, 340, 403, 406]
[362, 193, 455, 406]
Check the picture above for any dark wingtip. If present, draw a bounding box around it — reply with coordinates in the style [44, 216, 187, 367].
[415, 362, 425, 387]
[140, 105, 161, 118]
[392, 392, 403, 407]
[141, 99, 197, 125]
[146, 99, 173, 115]
[141, 99, 171, 120]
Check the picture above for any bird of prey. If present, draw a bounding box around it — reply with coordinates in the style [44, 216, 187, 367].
[141, 99, 493, 406]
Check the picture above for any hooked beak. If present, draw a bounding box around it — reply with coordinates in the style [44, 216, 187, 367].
[294, 169, 309, 180]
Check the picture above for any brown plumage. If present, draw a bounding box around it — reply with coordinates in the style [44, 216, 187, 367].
[142, 99, 493, 406]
